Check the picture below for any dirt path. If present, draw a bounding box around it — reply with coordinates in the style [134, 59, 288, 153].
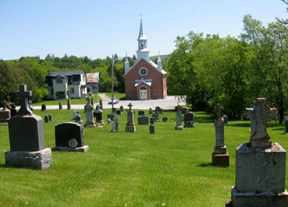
[97, 93, 110, 101]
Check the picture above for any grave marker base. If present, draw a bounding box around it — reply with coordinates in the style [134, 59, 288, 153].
[226, 187, 288, 207]
[212, 152, 229, 167]
[52, 145, 89, 152]
[5, 148, 52, 170]
[175, 125, 184, 130]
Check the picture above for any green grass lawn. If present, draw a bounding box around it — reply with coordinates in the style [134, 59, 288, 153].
[0, 109, 286, 207]
[31, 94, 101, 106]
[105, 92, 126, 100]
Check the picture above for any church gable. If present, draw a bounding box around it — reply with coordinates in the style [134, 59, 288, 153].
[124, 58, 162, 78]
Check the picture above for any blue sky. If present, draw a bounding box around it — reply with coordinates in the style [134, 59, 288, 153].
[0, 0, 287, 60]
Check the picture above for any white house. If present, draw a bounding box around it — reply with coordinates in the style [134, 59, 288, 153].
[86, 72, 100, 93]
[46, 70, 87, 100]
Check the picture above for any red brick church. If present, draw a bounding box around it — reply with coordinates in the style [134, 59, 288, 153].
[124, 20, 167, 100]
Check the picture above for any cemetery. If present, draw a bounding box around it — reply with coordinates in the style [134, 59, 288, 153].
[1, 92, 288, 206]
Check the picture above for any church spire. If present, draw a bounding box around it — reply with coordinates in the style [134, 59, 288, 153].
[125, 53, 130, 73]
[136, 19, 149, 61]
[157, 50, 162, 71]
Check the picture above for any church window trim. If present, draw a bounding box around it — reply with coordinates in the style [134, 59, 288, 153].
[139, 67, 148, 76]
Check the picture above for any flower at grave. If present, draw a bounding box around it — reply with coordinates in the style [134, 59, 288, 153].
[162, 203, 166, 206]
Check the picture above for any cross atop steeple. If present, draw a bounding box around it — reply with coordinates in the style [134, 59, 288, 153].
[15, 84, 32, 116]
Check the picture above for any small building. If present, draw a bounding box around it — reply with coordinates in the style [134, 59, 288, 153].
[86, 72, 100, 93]
[46, 70, 87, 100]
[124, 19, 167, 100]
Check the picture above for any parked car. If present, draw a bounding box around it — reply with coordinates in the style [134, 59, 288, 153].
[108, 97, 119, 104]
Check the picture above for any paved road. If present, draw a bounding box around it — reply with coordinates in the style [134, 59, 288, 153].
[30, 95, 186, 110]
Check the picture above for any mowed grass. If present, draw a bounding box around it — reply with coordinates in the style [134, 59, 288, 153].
[31, 94, 101, 106]
[0, 109, 287, 207]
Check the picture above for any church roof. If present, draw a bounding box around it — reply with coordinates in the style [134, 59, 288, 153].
[135, 79, 152, 87]
[123, 58, 167, 76]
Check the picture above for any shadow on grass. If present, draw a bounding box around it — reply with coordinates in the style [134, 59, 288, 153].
[228, 123, 250, 128]
[196, 163, 213, 167]
[196, 116, 214, 123]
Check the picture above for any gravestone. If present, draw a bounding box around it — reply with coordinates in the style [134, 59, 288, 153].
[180, 108, 188, 114]
[184, 112, 195, 128]
[0, 102, 11, 125]
[150, 117, 155, 125]
[99, 99, 103, 110]
[94, 105, 103, 124]
[246, 100, 256, 135]
[116, 110, 122, 115]
[152, 112, 160, 122]
[5, 84, 52, 170]
[91, 97, 94, 106]
[159, 108, 163, 114]
[41, 104, 46, 111]
[107, 114, 115, 121]
[155, 106, 160, 113]
[67, 99, 71, 110]
[125, 103, 136, 132]
[138, 116, 149, 125]
[52, 122, 88, 152]
[110, 116, 119, 132]
[120, 105, 124, 112]
[59, 101, 62, 109]
[223, 115, 228, 126]
[175, 106, 184, 130]
[162, 117, 168, 122]
[75, 111, 83, 124]
[149, 125, 155, 134]
[149, 107, 153, 114]
[73, 110, 77, 120]
[10, 103, 17, 117]
[84, 97, 96, 127]
[28, 100, 33, 111]
[138, 111, 145, 116]
[226, 98, 288, 207]
[44, 115, 49, 123]
[48, 114, 53, 122]
[285, 116, 288, 134]
[112, 108, 116, 114]
[212, 103, 229, 167]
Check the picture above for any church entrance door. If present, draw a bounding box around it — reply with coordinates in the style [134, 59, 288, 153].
[140, 87, 147, 100]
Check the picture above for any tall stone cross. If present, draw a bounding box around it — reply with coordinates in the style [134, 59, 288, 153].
[86, 97, 91, 105]
[246, 98, 277, 149]
[128, 103, 133, 111]
[15, 84, 32, 116]
[215, 103, 224, 119]
[246, 101, 256, 136]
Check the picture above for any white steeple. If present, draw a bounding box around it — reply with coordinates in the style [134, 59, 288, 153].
[125, 53, 130, 73]
[136, 19, 150, 61]
[157, 51, 162, 71]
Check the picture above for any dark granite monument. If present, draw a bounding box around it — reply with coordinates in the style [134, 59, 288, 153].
[5, 84, 52, 170]
[138, 116, 149, 125]
[52, 122, 88, 152]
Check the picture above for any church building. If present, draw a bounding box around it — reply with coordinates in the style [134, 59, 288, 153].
[124, 20, 167, 100]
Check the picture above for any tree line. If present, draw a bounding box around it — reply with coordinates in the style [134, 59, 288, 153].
[166, 13, 288, 123]
[0, 54, 139, 104]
